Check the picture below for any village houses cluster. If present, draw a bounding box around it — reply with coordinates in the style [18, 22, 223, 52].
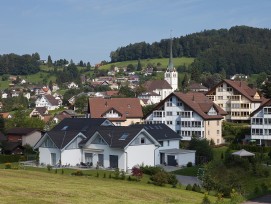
[1, 39, 270, 172]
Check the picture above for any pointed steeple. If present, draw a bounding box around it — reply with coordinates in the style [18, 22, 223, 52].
[167, 36, 174, 71]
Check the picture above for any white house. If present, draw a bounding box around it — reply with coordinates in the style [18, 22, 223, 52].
[35, 95, 62, 111]
[250, 99, 271, 146]
[67, 82, 79, 89]
[34, 119, 194, 171]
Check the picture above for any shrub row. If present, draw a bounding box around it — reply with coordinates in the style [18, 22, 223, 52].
[0, 155, 22, 164]
[229, 144, 271, 153]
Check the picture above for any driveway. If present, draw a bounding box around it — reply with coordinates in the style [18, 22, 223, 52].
[176, 175, 202, 186]
[242, 195, 271, 204]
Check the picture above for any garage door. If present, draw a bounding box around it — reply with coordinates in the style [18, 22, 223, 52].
[167, 155, 177, 166]
[109, 155, 118, 168]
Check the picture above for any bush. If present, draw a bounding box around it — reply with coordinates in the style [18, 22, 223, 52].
[186, 184, 192, 191]
[131, 166, 143, 181]
[168, 173, 178, 187]
[187, 162, 192, 167]
[150, 171, 169, 186]
[71, 170, 83, 176]
[192, 184, 201, 193]
[140, 165, 162, 175]
[0, 155, 21, 164]
[4, 162, 12, 169]
[61, 169, 64, 174]
[201, 194, 211, 204]
[103, 173, 106, 178]
[120, 170, 125, 180]
[114, 168, 120, 179]
[55, 169, 57, 174]
[96, 172, 99, 177]
[47, 164, 52, 171]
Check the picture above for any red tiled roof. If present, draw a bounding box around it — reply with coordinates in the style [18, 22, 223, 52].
[89, 98, 143, 121]
[206, 79, 265, 102]
[144, 80, 172, 92]
[145, 92, 227, 120]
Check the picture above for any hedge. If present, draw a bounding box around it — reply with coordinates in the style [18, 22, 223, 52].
[0, 155, 22, 164]
[229, 144, 271, 153]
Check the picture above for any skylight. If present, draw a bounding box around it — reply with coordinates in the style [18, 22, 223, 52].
[119, 133, 129, 140]
[61, 126, 68, 131]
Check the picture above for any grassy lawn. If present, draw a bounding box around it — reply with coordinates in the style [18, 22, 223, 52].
[0, 168, 213, 204]
[100, 57, 194, 70]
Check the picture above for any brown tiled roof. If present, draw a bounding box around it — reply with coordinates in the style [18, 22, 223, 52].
[189, 83, 208, 90]
[144, 80, 172, 92]
[206, 79, 265, 102]
[7, 128, 40, 135]
[145, 92, 227, 120]
[105, 91, 119, 96]
[35, 107, 48, 116]
[89, 98, 143, 121]
[44, 95, 59, 106]
[0, 112, 11, 119]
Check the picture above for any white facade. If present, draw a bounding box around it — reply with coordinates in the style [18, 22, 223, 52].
[164, 70, 178, 91]
[39, 147, 61, 166]
[251, 105, 271, 146]
[145, 94, 223, 145]
[35, 95, 60, 111]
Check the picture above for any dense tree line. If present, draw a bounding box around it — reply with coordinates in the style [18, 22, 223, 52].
[110, 26, 271, 75]
[0, 53, 40, 75]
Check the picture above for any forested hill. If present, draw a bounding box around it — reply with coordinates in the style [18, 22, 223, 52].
[0, 53, 40, 75]
[110, 26, 271, 75]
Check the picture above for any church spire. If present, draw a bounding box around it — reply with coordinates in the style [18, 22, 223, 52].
[167, 32, 174, 72]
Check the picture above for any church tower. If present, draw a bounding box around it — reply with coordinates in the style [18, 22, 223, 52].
[164, 37, 178, 91]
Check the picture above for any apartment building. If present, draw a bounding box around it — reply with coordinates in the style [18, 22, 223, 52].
[250, 99, 271, 146]
[144, 92, 227, 145]
[206, 79, 266, 122]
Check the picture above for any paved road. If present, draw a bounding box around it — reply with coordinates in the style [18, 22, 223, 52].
[176, 175, 202, 186]
[242, 195, 271, 204]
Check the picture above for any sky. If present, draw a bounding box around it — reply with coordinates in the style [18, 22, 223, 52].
[0, 0, 271, 65]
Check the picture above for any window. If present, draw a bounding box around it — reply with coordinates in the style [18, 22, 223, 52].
[167, 140, 170, 146]
[166, 121, 172, 125]
[166, 111, 172, 116]
[217, 139, 220, 144]
[159, 141, 163, 146]
[217, 96, 223, 100]
[217, 121, 219, 126]
[218, 84, 223, 92]
[140, 138, 145, 144]
[208, 131, 210, 135]
[115, 122, 121, 126]
[176, 121, 180, 125]
[217, 130, 220, 135]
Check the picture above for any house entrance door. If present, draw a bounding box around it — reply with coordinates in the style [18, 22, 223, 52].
[109, 155, 118, 168]
[98, 154, 104, 167]
[51, 153, 56, 165]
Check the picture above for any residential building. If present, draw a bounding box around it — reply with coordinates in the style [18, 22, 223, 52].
[88, 98, 143, 126]
[250, 99, 271, 146]
[29, 107, 51, 122]
[35, 95, 62, 110]
[67, 82, 78, 89]
[6, 127, 42, 147]
[188, 83, 208, 93]
[144, 92, 227, 145]
[206, 79, 266, 122]
[34, 118, 195, 170]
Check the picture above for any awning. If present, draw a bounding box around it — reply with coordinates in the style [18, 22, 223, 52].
[232, 149, 255, 157]
[159, 148, 196, 155]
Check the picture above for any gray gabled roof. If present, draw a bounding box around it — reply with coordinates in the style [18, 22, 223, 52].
[90, 126, 144, 148]
[46, 131, 81, 149]
[131, 124, 182, 141]
[51, 118, 109, 132]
